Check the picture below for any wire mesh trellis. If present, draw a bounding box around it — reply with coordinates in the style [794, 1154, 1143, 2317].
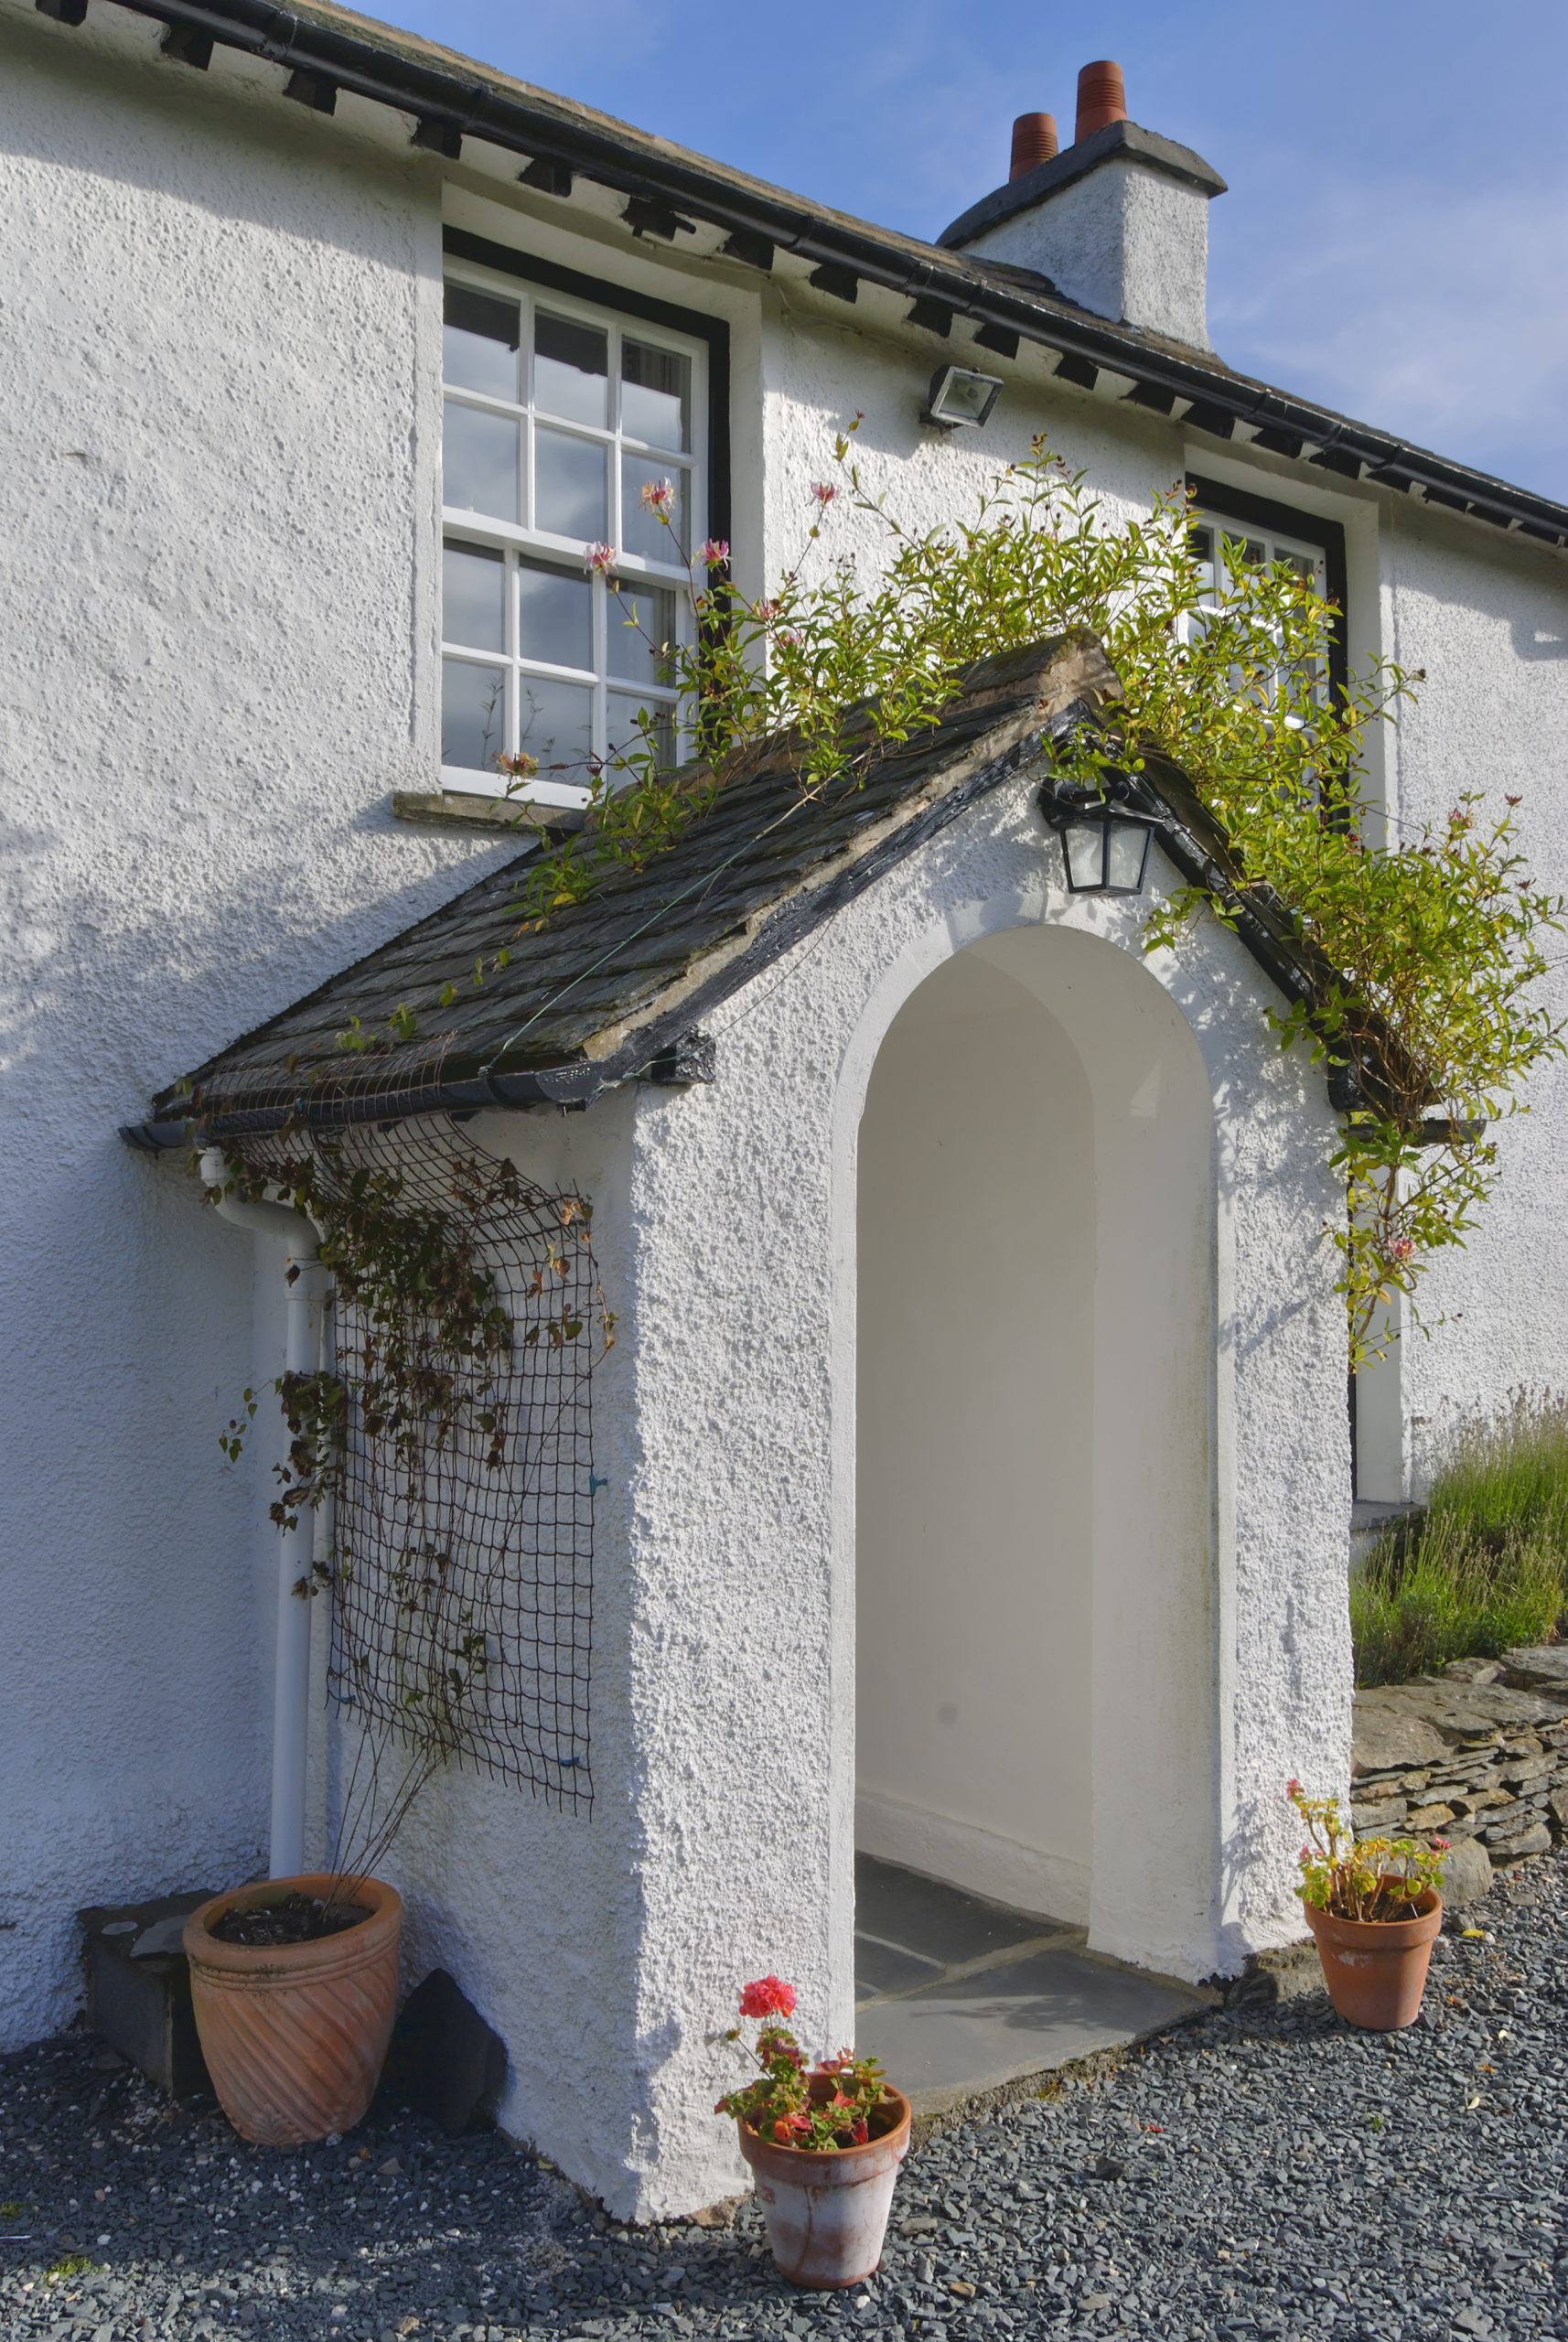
[202, 1043, 599, 1815]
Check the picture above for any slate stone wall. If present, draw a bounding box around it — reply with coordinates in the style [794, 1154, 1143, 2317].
[1351, 1649, 1568, 1872]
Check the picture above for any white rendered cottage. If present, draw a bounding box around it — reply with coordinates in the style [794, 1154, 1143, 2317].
[3, 0, 1567, 2221]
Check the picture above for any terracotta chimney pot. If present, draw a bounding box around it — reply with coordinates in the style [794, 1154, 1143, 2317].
[1009, 112, 1059, 180]
[1075, 60, 1127, 143]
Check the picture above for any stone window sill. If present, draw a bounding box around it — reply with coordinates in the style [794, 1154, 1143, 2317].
[392, 790, 585, 835]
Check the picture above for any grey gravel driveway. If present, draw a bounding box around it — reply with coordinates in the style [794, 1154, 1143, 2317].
[4, 1855, 1566, 2340]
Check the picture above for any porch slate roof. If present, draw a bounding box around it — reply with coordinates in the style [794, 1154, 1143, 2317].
[128, 631, 1416, 1150]
[132, 636, 1126, 1143]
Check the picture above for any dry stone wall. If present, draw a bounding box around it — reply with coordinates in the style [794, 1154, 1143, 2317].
[1351, 1647, 1568, 1875]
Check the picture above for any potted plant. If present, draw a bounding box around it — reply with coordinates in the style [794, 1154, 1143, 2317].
[1288, 1780, 1447, 2032]
[183, 1871, 403, 2146]
[715, 1976, 910, 2289]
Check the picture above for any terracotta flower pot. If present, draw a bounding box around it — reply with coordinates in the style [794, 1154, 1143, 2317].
[736, 2081, 912, 2289]
[1304, 1886, 1443, 2031]
[184, 1873, 403, 2146]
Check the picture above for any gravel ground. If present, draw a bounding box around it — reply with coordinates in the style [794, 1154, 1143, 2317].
[5, 1858, 1567, 2342]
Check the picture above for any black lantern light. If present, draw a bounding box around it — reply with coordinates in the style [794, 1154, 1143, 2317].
[1037, 770, 1162, 896]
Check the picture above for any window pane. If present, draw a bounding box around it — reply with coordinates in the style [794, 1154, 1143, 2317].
[622, 457, 686, 564]
[607, 583, 677, 686]
[444, 400, 520, 522]
[607, 691, 675, 771]
[443, 540, 505, 652]
[442, 659, 507, 775]
[519, 558, 593, 672]
[518, 675, 596, 786]
[621, 338, 690, 449]
[534, 311, 608, 427]
[444, 285, 521, 402]
[536, 427, 607, 542]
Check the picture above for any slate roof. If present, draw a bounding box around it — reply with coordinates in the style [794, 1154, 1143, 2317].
[90, 0, 1568, 550]
[128, 630, 1427, 1151]
[131, 637, 1127, 1144]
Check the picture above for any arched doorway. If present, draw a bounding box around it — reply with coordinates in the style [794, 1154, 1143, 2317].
[854, 919, 1218, 1970]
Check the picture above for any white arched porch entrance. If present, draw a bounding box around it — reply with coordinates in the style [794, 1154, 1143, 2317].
[853, 919, 1219, 1968]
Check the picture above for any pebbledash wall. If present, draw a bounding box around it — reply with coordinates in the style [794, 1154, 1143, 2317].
[3, 0, 1568, 2215]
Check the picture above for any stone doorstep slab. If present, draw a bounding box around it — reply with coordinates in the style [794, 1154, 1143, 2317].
[854, 1853, 1056, 1971]
[856, 1942, 1210, 2121]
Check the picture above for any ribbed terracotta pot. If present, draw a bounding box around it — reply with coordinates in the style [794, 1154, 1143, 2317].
[736, 2081, 912, 2289]
[1304, 1887, 1443, 2031]
[184, 1873, 402, 2146]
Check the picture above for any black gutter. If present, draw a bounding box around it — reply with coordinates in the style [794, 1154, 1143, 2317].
[81, 0, 1568, 550]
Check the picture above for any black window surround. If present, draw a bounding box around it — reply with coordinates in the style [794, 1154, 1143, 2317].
[443, 228, 732, 561]
[1187, 472, 1349, 704]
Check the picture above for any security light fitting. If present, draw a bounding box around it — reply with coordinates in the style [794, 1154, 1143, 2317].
[923, 364, 1004, 431]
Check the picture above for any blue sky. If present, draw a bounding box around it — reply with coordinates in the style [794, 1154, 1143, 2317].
[388, 0, 1568, 503]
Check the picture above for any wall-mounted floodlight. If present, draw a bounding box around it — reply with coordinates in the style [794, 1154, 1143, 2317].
[923, 364, 1004, 430]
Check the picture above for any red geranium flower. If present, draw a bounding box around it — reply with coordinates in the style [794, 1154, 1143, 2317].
[739, 1975, 797, 2020]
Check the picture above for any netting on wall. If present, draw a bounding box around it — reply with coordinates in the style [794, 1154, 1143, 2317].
[207, 1047, 599, 1814]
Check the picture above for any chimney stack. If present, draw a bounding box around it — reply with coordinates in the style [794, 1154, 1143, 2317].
[1009, 113, 1058, 181]
[938, 63, 1226, 352]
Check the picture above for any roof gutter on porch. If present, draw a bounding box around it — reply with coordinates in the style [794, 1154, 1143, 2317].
[63, 0, 1568, 552]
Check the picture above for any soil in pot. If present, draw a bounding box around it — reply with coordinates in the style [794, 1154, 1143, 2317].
[1305, 1886, 1443, 2031]
[736, 2078, 912, 2289]
[208, 1892, 368, 1949]
[184, 1871, 403, 2147]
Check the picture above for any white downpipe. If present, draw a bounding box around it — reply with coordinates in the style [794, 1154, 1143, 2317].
[201, 1150, 329, 1879]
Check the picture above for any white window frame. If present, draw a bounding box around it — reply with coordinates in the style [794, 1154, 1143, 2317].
[1187, 506, 1331, 714]
[440, 259, 709, 810]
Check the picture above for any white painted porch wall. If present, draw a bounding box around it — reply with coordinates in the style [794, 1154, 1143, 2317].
[617, 776, 1350, 2219]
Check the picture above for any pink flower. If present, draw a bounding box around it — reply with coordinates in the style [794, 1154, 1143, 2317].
[811, 482, 837, 506]
[583, 543, 618, 575]
[639, 477, 675, 515]
[1389, 1237, 1415, 1263]
[1432, 1836, 1451, 1851]
[696, 537, 730, 568]
[776, 628, 801, 647]
[1286, 1778, 1301, 1797]
[756, 597, 782, 622]
[739, 1975, 797, 2020]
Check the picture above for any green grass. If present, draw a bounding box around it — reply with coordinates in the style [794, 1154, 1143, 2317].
[1351, 1393, 1568, 1685]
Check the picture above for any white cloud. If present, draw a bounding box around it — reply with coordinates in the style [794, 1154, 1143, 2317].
[1210, 174, 1568, 500]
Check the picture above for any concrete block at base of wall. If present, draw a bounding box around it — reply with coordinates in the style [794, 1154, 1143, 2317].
[379, 1968, 507, 2135]
[78, 1892, 217, 2098]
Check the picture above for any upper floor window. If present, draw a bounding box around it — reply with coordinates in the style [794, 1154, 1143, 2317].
[1184, 477, 1348, 718]
[440, 269, 708, 809]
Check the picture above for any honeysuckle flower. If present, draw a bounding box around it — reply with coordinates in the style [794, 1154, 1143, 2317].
[811, 481, 837, 506]
[696, 536, 730, 567]
[583, 542, 618, 575]
[496, 750, 539, 779]
[1286, 1778, 1301, 1797]
[1389, 1237, 1415, 1263]
[776, 628, 801, 647]
[639, 477, 675, 515]
[756, 597, 781, 622]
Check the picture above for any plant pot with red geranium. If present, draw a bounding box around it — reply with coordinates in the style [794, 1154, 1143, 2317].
[1288, 1779, 1448, 2032]
[715, 1977, 911, 2289]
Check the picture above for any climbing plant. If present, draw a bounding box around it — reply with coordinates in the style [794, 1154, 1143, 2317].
[209, 1110, 607, 1876]
[500, 430, 1563, 1362]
